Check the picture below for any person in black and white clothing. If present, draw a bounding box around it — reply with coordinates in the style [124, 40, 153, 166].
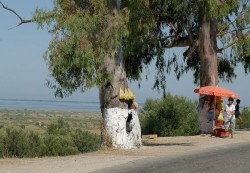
[224, 97, 235, 138]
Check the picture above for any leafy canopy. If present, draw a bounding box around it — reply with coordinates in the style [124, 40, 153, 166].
[33, 0, 129, 98]
[127, 0, 250, 90]
[32, 0, 250, 97]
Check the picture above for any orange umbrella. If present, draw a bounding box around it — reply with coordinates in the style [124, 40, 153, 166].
[194, 85, 239, 99]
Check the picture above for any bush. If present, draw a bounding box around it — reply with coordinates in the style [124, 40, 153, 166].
[42, 118, 100, 156]
[240, 107, 250, 128]
[42, 134, 78, 156]
[26, 131, 44, 157]
[46, 117, 71, 135]
[139, 93, 199, 136]
[0, 128, 30, 157]
[0, 118, 101, 158]
[72, 129, 100, 152]
[0, 131, 5, 157]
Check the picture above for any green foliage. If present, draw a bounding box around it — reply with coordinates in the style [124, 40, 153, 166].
[26, 131, 44, 157]
[31, 0, 250, 98]
[0, 128, 33, 158]
[42, 134, 78, 156]
[47, 117, 71, 135]
[0, 118, 100, 158]
[126, 0, 250, 90]
[139, 93, 199, 136]
[71, 129, 100, 152]
[240, 107, 250, 128]
[33, 0, 129, 98]
[42, 118, 79, 156]
[122, 0, 158, 80]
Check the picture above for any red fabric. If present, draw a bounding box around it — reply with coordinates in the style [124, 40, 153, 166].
[194, 86, 239, 98]
[214, 129, 229, 137]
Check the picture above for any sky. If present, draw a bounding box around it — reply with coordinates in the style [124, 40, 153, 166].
[0, 1, 250, 106]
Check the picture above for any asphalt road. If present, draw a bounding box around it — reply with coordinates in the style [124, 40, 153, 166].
[93, 142, 250, 173]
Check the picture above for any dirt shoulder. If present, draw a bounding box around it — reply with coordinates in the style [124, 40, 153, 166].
[1, 130, 250, 173]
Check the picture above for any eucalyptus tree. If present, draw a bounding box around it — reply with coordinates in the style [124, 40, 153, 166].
[33, 0, 147, 148]
[0, 0, 154, 148]
[130, 0, 250, 133]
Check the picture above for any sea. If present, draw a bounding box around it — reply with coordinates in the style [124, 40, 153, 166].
[0, 99, 100, 112]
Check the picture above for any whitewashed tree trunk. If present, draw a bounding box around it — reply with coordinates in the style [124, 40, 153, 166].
[99, 4, 142, 147]
[99, 44, 142, 148]
[99, 0, 141, 148]
[102, 108, 141, 149]
[198, 15, 218, 134]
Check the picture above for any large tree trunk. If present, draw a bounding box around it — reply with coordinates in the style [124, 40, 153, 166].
[198, 15, 218, 134]
[99, 45, 142, 149]
[98, 0, 141, 149]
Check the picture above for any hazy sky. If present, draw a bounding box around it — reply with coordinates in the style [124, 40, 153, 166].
[1, 1, 249, 106]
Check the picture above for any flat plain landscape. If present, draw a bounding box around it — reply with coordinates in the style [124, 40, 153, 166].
[0, 109, 102, 135]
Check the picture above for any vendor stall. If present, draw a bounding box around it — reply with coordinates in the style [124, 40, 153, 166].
[194, 85, 239, 137]
[213, 98, 229, 137]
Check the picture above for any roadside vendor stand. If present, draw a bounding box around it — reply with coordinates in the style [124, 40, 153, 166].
[213, 98, 228, 137]
[194, 86, 239, 137]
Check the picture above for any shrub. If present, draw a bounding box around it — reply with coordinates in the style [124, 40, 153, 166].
[26, 131, 44, 157]
[0, 118, 101, 158]
[0, 128, 30, 157]
[42, 118, 100, 156]
[240, 107, 250, 128]
[71, 129, 100, 152]
[0, 131, 4, 157]
[139, 93, 199, 136]
[42, 134, 78, 156]
[46, 118, 70, 135]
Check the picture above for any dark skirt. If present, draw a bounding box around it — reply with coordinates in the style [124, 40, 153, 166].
[235, 111, 241, 118]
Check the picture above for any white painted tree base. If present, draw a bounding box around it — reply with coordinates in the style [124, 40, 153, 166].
[198, 103, 213, 134]
[102, 108, 142, 149]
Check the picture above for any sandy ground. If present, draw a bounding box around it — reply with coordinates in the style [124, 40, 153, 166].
[1, 130, 250, 173]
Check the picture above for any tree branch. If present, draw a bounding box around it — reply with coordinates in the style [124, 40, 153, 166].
[183, 40, 199, 58]
[217, 26, 250, 36]
[184, 23, 194, 43]
[0, 1, 33, 29]
[164, 36, 192, 48]
[218, 29, 250, 52]
[167, 23, 178, 33]
[156, 11, 195, 48]
[217, 8, 250, 36]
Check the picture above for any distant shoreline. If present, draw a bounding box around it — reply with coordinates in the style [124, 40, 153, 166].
[0, 99, 101, 112]
[0, 108, 101, 113]
[0, 98, 99, 104]
[0, 99, 145, 112]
